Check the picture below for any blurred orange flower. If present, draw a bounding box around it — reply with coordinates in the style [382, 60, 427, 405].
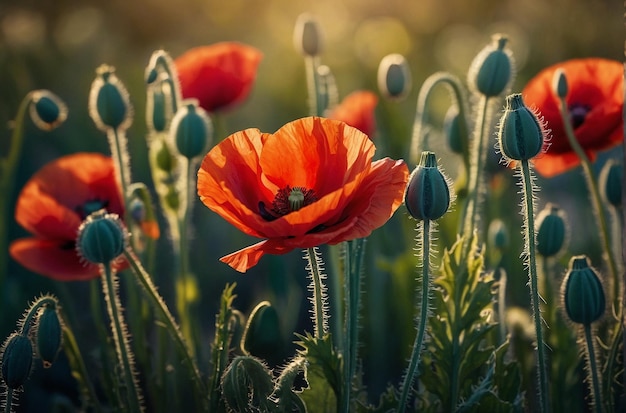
[175, 42, 263, 113]
[329, 91, 378, 138]
[10, 153, 125, 281]
[197, 117, 408, 272]
[522, 58, 623, 177]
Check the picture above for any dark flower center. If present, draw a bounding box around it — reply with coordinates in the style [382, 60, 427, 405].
[568, 103, 591, 129]
[258, 186, 317, 221]
[75, 199, 109, 220]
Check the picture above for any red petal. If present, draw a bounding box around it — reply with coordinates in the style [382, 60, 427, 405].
[219, 239, 291, 273]
[329, 91, 378, 138]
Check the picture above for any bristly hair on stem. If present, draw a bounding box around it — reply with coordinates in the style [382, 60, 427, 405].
[304, 247, 329, 339]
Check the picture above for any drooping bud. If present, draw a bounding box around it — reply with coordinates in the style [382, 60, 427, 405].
[293, 13, 323, 56]
[377, 53, 412, 101]
[562, 256, 605, 325]
[443, 106, 464, 155]
[241, 301, 282, 361]
[170, 100, 212, 159]
[89, 65, 133, 131]
[599, 159, 623, 208]
[76, 210, 127, 265]
[36, 306, 63, 368]
[147, 81, 169, 132]
[552, 68, 568, 99]
[404, 151, 452, 221]
[497, 94, 544, 161]
[222, 356, 274, 412]
[1, 334, 33, 389]
[468, 34, 514, 97]
[536, 204, 567, 257]
[29, 90, 68, 131]
[488, 219, 509, 251]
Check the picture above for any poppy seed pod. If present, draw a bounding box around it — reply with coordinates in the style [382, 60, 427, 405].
[147, 82, 169, 133]
[36, 306, 63, 368]
[488, 219, 509, 251]
[404, 151, 451, 221]
[552, 68, 568, 99]
[77, 210, 126, 265]
[599, 159, 623, 207]
[293, 13, 323, 56]
[170, 100, 212, 160]
[497, 94, 544, 161]
[536, 204, 567, 257]
[377, 53, 412, 100]
[29, 90, 68, 131]
[468, 34, 513, 97]
[89, 65, 133, 131]
[1, 334, 33, 389]
[562, 256, 605, 325]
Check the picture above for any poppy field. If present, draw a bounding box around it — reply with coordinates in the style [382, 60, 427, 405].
[0, 1, 623, 412]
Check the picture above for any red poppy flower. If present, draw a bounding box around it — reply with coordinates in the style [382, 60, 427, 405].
[175, 42, 263, 113]
[197, 116, 409, 272]
[522, 58, 623, 177]
[328, 91, 378, 138]
[10, 153, 125, 281]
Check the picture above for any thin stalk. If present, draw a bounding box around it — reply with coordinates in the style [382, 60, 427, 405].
[305, 56, 323, 116]
[398, 220, 431, 413]
[4, 389, 13, 413]
[123, 249, 206, 410]
[521, 159, 550, 413]
[101, 263, 143, 413]
[583, 325, 603, 413]
[305, 247, 328, 339]
[557, 98, 620, 314]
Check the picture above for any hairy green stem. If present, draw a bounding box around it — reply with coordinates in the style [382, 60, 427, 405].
[521, 159, 550, 413]
[305, 56, 323, 117]
[305, 247, 328, 339]
[583, 325, 603, 413]
[398, 220, 431, 413]
[4, 389, 13, 413]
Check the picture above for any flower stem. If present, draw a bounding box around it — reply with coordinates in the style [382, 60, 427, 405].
[305, 56, 324, 116]
[101, 263, 143, 413]
[557, 98, 621, 315]
[520, 159, 550, 413]
[398, 219, 431, 413]
[583, 324, 603, 413]
[4, 389, 13, 413]
[305, 247, 328, 339]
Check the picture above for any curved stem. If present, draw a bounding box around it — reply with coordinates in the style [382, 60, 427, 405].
[305, 247, 328, 339]
[583, 325, 603, 413]
[557, 98, 620, 314]
[398, 220, 431, 413]
[101, 263, 143, 413]
[19, 296, 58, 336]
[521, 160, 550, 413]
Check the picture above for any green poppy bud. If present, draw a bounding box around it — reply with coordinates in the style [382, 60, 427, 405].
[1, 334, 33, 389]
[488, 219, 509, 251]
[468, 34, 514, 97]
[76, 210, 127, 265]
[377, 53, 412, 101]
[170, 100, 212, 159]
[497, 94, 544, 161]
[147, 82, 168, 133]
[443, 107, 464, 154]
[89, 64, 133, 131]
[293, 13, 323, 56]
[552, 68, 568, 99]
[599, 159, 622, 208]
[562, 256, 605, 325]
[241, 301, 282, 361]
[222, 356, 274, 412]
[536, 204, 567, 257]
[36, 306, 63, 368]
[404, 151, 452, 221]
[29, 90, 68, 131]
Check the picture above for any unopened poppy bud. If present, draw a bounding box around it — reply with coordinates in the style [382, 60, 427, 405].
[488, 219, 509, 251]
[36, 306, 63, 368]
[222, 356, 274, 412]
[241, 301, 282, 360]
[29, 90, 68, 131]
[562, 256, 605, 325]
[170, 100, 212, 159]
[468, 34, 513, 97]
[77, 210, 126, 265]
[552, 68, 568, 99]
[497, 94, 544, 161]
[443, 107, 464, 154]
[1, 334, 33, 389]
[294, 13, 323, 56]
[147, 83, 168, 132]
[404, 151, 451, 221]
[599, 159, 622, 207]
[377, 53, 412, 100]
[536, 204, 567, 257]
[89, 65, 133, 131]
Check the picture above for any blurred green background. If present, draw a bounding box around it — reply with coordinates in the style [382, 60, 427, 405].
[1, 0, 622, 410]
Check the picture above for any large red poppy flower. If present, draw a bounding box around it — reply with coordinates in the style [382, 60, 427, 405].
[175, 42, 263, 113]
[197, 116, 409, 272]
[522, 58, 623, 177]
[328, 91, 378, 138]
[10, 153, 125, 281]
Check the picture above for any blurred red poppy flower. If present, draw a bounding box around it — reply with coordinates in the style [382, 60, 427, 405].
[329, 91, 378, 138]
[522, 58, 623, 177]
[175, 42, 263, 113]
[10, 153, 125, 281]
[197, 116, 408, 272]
